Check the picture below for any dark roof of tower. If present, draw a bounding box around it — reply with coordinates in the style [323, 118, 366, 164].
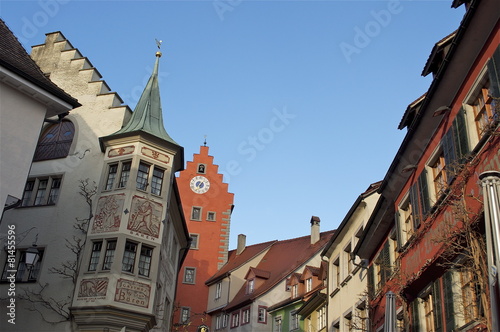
[103, 51, 179, 146]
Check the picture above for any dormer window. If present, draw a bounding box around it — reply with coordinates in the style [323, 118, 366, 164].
[247, 279, 254, 294]
[291, 284, 298, 298]
[306, 277, 312, 292]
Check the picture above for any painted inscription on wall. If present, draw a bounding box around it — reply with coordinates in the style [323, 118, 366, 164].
[114, 278, 150, 308]
[77, 277, 108, 301]
[108, 145, 135, 158]
[141, 146, 170, 164]
[127, 196, 162, 238]
[92, 194, 125, 233]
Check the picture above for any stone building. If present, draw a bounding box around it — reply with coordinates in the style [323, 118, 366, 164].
[0, 27, 190, 332]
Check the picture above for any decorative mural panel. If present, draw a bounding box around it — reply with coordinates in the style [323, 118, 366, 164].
[77, 277, 108, 300]
[127, 196, 162, 239]
[92, 194, 125, 233]
[108, 145, 135, 158]
[114, 278, 151, 308]
[141, 146, 170, 164]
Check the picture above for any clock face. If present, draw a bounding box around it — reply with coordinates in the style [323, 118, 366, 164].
[190, 176, 210, 194]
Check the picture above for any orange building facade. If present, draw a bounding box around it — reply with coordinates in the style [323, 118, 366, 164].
[173, 145, 235, 331]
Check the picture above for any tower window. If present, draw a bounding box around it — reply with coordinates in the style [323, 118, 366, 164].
[102, 240, 116, 270]
[136, 162, 150, 191]
[118, 161, 131, 188]
[88, 241, 103, 271]
[105, 164, 118, 190]
[151, 167, 164, 195]
[122, 241, 137, 273]
[138, 245, 153, 277]
[191, 207, 202, 221]
[197, 164, 206, 174]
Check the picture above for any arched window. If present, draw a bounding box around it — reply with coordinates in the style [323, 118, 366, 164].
[33, 120, 75, 161]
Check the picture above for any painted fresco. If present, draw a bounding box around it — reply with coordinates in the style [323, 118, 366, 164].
[127, 196, 162, 238]
[92, 194, 125, 233]
[77, 277, 108, 298]
[114, 278, 151, 308]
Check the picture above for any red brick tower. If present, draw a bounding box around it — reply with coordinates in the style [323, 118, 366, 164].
[173, 144, 234, 331]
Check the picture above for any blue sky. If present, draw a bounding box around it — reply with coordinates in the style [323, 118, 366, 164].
[1, 1, 465, 249]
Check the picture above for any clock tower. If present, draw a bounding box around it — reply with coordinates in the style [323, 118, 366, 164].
[173, 144, 234, 330]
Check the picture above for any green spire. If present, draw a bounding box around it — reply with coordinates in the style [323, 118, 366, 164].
[109, 51, 178, 145]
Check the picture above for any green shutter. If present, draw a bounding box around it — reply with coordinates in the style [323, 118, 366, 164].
[455, 108, 469, 161]
[367, 265, 375, 299]
[410, 183, 421, 229]
[394, 211, 403, 250]
[382, 241, 391, 284]
[418, 170, 430, 217]
[432, 280, 443, 332]
[411, 299, 421, 332]
[487, 45, 500, 98]
[443, 271, 455, 332]
[442, 128, 456, 184]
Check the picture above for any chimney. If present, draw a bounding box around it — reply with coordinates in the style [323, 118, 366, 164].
[310, 216, 320, 244]
[236, 234, 246, 255]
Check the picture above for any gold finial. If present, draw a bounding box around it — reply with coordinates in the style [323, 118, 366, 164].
[155, 39, 162, 57]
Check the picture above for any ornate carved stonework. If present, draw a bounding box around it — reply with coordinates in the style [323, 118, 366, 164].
[114, 278, 151, 308]
[108, 145, 135, 158]
[141, 146, 170, 164]
[127, 196, 162, 238]
[92, 194, 125, 233]
[77, 277, 108, 299]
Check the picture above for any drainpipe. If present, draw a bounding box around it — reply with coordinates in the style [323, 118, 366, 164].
[321, 255, 329, 332]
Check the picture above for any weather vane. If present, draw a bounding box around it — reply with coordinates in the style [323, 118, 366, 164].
[203, 135, 207, 147]
[155, 39, 162, 50]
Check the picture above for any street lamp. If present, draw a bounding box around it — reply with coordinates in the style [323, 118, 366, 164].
[24, 244, 40, 268]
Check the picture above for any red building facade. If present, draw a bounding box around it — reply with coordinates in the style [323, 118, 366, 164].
[355, 0, 499, 331]
[173, 145, 234, 331]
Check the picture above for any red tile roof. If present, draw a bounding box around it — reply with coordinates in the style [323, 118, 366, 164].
[224, 230, 335, 311]
[205, 240, 276, 286]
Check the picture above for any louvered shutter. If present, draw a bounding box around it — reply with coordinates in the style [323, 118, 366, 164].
[410, 299, 421, 332]
[432, 280, 443, 332]
[367, 264, 375, 299]
[418, 170, 431, 217]
[488, 45, 500, 98]
[394, 211, 403, 250]
[443, 271, 455, 332]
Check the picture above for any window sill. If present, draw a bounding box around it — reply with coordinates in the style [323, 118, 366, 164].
[17, 203, 56, 209]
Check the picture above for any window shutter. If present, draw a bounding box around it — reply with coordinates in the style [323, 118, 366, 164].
[432, 280, 443, 332]
[487, 45, 500, 98]
[455, 108, 469, 162]
[418, 170, 430, 217]
[367, 265, 375, 299]
[394, 211, 403, 250]
[443, 271, 455, 332]
[410, 183, 421, 229]
[382, 241, 391, 283]
[442, 129, 456, 184]
[410, 299, 421, 332]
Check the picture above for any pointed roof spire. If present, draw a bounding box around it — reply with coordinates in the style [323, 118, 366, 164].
[105, 46, 178, 145]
